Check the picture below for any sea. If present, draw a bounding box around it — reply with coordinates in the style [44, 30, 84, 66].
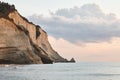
[0, 62, 120, 80]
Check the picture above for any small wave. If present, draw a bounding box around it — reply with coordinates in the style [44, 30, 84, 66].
[0, 64, 10, 67]
[87, 73, 120, 76]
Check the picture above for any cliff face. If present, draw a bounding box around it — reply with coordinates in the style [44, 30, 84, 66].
[0, 2, 67, 64]
[0, 18, 43, 64]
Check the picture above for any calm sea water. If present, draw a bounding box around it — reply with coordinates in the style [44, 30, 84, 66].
[0, 62, 120, 80]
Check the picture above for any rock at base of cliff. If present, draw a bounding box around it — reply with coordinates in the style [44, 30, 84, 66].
[69, 58, 76, 63]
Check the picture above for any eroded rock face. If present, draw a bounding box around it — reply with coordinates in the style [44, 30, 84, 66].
[0, 18, 42, 64]
[36, 27, 68, 62]
[0, 2, 68, 64]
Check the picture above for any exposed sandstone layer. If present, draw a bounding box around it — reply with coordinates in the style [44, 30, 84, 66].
[0, 18, 43, 64]
[0, 2, 68, 64]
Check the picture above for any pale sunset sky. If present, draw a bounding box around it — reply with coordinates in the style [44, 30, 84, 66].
[2, 0, 120, 62]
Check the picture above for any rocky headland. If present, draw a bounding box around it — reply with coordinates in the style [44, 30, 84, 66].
[0, 2, 75, 64]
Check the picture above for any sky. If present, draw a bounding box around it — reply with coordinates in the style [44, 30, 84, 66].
[2, 0, 120, 62]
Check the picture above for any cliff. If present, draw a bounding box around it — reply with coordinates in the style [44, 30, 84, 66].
[0, 2, 68, 64]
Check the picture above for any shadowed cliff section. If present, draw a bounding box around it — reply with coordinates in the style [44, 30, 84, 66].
[0, 2, 72, 64]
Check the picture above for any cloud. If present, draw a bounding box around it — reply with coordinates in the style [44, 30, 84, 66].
[28, 4, 120, 44]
